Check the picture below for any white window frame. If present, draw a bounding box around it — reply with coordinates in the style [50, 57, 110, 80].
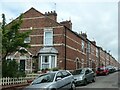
[96, 48, 98, 57]
[44, 28, 53, 46]
[39, 54, 57, 70]
[88, 42, 91, 53]
[81, 40, 84, 52]
[24, 37, 31, 43]
[42, 56, 50, 69]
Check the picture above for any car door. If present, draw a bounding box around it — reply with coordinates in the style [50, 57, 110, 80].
[88, 69, 94, 81]
[85, 69, 91, 82]
[55, 71, 64, 89]
[61, 71, 72, 89]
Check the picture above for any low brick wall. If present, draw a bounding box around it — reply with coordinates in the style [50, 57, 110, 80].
[1, 83, 29, 90]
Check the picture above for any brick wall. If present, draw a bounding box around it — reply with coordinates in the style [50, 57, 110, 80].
[10, 7, 119, 71]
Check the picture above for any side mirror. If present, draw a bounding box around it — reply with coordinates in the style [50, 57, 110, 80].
[56, 77, 62, 81]
[74, 78, 77, 82]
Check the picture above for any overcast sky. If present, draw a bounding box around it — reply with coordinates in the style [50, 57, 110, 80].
[0, 0, 119, 61]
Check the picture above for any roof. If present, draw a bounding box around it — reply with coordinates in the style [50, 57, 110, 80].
[22, 7, 44, 18]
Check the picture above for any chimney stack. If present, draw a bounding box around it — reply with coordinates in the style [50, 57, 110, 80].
[80, 32, 87, 39]
[45, 11, 57, 21]
[60, 20, 72, 30]
[91, 41, 96, 45]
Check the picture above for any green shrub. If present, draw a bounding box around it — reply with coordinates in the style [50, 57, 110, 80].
[52, 67, 59, 71]
[2, 60, 26, 77]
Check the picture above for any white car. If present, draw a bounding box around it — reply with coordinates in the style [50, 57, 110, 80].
[25, 70, 76, 90]
[72, 68, 96, 86]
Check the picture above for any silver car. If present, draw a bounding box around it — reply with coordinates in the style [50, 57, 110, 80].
[72, 68, 96, 86]
[25, 70, 76, 90]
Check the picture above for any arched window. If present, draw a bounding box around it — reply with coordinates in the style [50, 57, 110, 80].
[75, 57, 81, 69]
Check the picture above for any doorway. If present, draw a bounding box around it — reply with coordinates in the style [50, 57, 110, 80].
[20, 60, 25, 71]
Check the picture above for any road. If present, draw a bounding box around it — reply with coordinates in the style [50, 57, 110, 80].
[76, 71, 119, 89]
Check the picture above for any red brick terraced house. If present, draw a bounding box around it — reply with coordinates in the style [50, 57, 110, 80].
[99, 47, 106, 67]
[106, 52, 110, 66]
[86, 41, 98, 69]
[6, 8, 119, 73]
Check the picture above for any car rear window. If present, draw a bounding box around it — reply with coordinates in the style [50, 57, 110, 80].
[97, 67, 105, 71]
[72, 69, 84, 75]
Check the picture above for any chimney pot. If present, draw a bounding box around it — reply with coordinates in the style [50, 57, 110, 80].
[92, 41, 96, 45]
[45, 12, 47, 15]
[80, 33, 87, 39]
[45, 11, 57, 21]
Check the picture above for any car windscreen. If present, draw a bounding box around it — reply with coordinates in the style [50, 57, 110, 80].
[32, 73, 55, 85]
[72, 69, 84, 75]
[106, 66, 113, 69]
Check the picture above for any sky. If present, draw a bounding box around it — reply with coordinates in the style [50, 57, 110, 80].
[0, 0, 119, 61]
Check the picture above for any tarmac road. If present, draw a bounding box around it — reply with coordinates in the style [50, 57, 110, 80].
[76, 71, 119, 89]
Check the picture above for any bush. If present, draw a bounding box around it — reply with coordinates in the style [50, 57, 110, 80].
[16, 71, 26, 77]
[52, 67, 59, 71]
[2, 59, 26, 77]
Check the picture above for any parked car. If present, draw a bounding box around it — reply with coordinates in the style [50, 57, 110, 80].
[114, 67, 118, 72]
[96, 66, 109, 76]
[72, 68, 96, 86]
[106, 66, 116, 73]
[25, 70, 76, 90]
[118, 68, 120, 71]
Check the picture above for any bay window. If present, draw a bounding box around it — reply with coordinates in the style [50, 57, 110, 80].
[39, 55, 57, 70]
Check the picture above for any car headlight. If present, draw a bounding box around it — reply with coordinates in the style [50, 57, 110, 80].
[79, 77, 83, 80]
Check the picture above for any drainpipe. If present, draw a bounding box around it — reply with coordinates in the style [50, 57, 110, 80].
[30, 55, 32, 73]
[98, 47, 100, 67]
[64, 26, 67, 70]
[86, 41, 89, 67]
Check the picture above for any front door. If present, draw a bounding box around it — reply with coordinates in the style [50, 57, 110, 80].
[20, 60, 25, 72]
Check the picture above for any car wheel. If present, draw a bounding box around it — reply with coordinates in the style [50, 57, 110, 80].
[70, 83, 76, 90]
[83, 79, 87, 86]
[92, 77, 96, 82]
[104, 73, 106, 75]
[51, 88, 56, 90]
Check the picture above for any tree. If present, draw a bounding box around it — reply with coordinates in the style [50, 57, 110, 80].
[0, 21, 2, 54]
[2, 14, 31, 77]
[2, 13, 31, 60]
